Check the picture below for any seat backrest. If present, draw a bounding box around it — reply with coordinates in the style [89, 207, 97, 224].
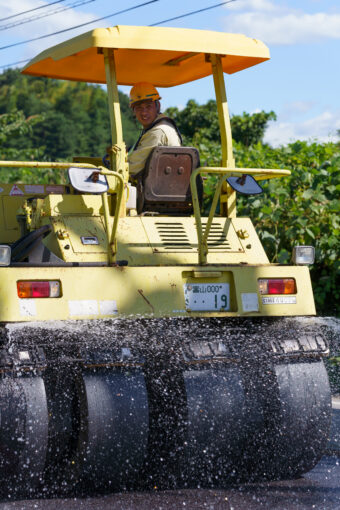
[141, 146, 201, 214]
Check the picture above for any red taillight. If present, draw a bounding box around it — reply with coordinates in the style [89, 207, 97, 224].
[258, 278, 296, 295]
[17, 281, 61, 298]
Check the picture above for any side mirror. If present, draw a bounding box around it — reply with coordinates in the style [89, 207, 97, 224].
[226, 174, 263, 195]
[68, 167, 109, 194]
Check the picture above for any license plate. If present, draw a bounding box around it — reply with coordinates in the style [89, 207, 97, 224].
[183, 283, 230, 311]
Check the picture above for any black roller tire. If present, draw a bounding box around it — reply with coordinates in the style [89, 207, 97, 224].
[71, 367, 149, 491]
[0, 376, 48, 495]
[180, 358, 331, 485]
[239, 359, 332, 481]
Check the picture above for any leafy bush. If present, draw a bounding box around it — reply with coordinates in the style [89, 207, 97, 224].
[166, 99, 275, 146]
[201, 139, 340, 316]
[0, 110, 52, 182]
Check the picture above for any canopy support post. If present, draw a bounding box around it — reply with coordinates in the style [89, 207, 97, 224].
[102, 48, 127, 261]
[103, 48, 128, 180]
[211, 54, 236, 218]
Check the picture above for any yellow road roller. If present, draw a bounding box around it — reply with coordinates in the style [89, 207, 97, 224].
[0, 26, 331, 494]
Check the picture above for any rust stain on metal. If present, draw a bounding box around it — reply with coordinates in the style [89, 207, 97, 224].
[138, 289, 154, 312]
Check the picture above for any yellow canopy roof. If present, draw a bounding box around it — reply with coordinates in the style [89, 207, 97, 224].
[22, 25, 270, 86]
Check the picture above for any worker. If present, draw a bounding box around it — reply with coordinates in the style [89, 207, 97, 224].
[128, 82, 182, 177]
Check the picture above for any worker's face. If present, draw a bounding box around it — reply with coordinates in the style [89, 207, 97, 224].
[133, 100, 158, 128]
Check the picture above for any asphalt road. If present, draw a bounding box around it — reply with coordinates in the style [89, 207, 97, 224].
[328, 397, 340, 452]
[1, 406, 339, 510]
[0, 454, 339, 510]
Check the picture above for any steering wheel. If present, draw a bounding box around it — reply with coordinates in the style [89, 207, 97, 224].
[11, 225, 52, 262]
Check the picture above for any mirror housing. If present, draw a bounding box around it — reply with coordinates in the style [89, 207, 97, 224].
[226, 174, 263, 195]
[68, 167, 109, 194]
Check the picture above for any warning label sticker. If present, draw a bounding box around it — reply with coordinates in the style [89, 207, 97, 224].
[10, 184, 24, 196]
[46, 185, 65, 194]
[24, 184, 45, 194]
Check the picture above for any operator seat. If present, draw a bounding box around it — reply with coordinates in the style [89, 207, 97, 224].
[136, 146, 203, 214]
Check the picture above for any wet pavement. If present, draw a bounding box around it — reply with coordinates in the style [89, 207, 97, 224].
[328, 397, 340, 453]
[1, 405, 339, 510]
[0, 454, 339, 510]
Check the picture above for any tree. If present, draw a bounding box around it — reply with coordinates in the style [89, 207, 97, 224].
[0, 110, 48, 182]
[231, 110, 276, 147]
[201, 138, 340, 316]
[166, 99, 220, 144]
[166, 99, 276, 146]
[0, 110, 42, 157]
[0, 69, 139, 160]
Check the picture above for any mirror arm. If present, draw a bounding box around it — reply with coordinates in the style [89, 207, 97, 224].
[191, 168, 228, 265]
[202, 174, 228, 246]
[191, 166, 291, 265]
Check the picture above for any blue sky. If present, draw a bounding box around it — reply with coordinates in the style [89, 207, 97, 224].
[0, 0, 339, 146]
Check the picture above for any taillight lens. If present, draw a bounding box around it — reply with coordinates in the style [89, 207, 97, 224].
[17, 281, 61, 298]
[258, 278, 296, 295]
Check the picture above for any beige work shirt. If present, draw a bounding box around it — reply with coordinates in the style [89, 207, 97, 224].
[128, 114, 181, 176]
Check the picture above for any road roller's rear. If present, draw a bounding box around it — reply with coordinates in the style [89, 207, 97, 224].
[0, 25, 331, 495]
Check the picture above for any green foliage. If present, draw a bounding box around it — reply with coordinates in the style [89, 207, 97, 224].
[165, 99, 275, 146]
[202, 139, 340, 316]
[231, 111, 277, 147]
[0, 110, 50, 182]
[0, 110, 41, 144]
[0, 69, 139, 161]
[166, 99, 220, 144]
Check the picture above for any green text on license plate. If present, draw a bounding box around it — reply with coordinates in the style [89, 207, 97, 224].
[183, 283, 230, 311]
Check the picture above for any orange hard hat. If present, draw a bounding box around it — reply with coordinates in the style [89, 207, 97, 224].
[129, 82, 161, 107]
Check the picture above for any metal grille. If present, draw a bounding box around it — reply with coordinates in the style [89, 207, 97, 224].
[154, 220, 234, 252]
[203, 222, 232, 251]
[155, 222, 193, 251]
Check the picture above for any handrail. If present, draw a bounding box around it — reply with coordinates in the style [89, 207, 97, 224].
[0, 160, 97, 169]
[198, 166, 291, 180]
[0, 160, 124, 265]
[190, 166, 291, 265]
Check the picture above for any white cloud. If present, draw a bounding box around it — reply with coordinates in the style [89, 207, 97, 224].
[227, 0, 276, 12]
[264, 110, 340, 146]
[283, 101, 315, 114]
[279, 101, 315, 120]
[0, 0, 97, 58]
[223, 1, 340, 45]
[0, 0, 95, 30]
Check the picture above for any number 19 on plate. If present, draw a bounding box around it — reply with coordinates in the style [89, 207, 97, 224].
[183, 283, 230, 311]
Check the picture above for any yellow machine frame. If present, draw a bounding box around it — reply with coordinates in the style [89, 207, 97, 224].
[0, 25, 317, 321]
[1, 26, 290, 266]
